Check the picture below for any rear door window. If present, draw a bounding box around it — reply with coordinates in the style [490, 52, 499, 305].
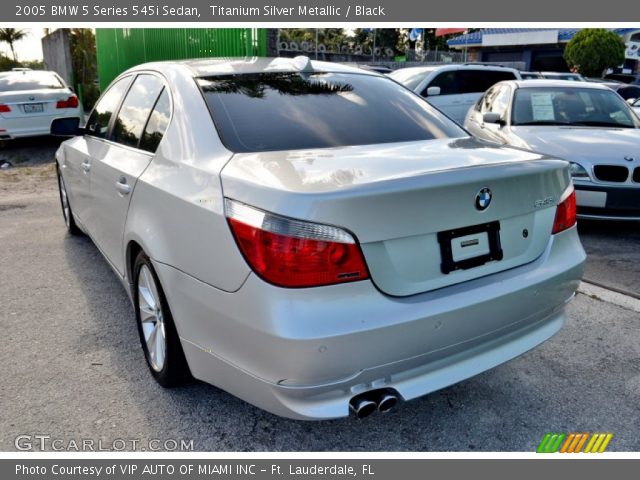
[86, 76, 132, 139]
[111, 74, 165, 149]
[139, 88, 171, 153]
[197, 72, 465, 153]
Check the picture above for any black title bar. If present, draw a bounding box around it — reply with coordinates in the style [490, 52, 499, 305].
[7, 0, 640, 22]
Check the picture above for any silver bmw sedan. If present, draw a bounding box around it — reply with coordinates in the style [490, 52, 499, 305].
[53, 57, 585, 420]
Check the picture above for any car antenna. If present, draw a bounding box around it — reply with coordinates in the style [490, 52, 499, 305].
[292, 56, 314, 73]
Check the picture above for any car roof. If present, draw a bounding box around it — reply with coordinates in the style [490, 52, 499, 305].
[0, 69, 59, 78]
[510, 79, 610, 90]
[125, 56, 376, 78]
[539, 71, 581, 76]
[390, 63, 518, 74]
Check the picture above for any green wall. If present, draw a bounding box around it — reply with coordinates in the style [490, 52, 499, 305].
[96, 28, 267, 90]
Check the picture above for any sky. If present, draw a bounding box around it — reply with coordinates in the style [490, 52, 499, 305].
[0, 28, 45, 62]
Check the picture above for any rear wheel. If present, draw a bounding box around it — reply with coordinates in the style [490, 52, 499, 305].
[133, 251, 190, 387]
[56, 166, 81, 235]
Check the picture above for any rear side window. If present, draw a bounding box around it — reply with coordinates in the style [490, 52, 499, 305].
[139, 89, 171, 153]
[426, 69, 517, 96]
[0, 71, 64, 91]
[112, 74, 165, 149]
[86, 76, 132, 139]
[197, 72, 464, 153]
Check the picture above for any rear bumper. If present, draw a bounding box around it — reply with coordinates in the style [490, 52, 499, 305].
[154, 227, 585, 420]
[0, 113, 80, 139]
[575, 182, 640, 221]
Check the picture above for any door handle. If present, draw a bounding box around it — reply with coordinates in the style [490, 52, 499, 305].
[81, 160, 91, 172]
[115, 177, 131, 195]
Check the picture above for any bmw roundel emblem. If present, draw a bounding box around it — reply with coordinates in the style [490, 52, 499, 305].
[475, 188, 492, 211]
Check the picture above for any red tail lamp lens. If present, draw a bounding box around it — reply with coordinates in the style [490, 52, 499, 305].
[552, 190, 577, 234]
[226, 200, 369, 288]
[56, 96, 79, 109]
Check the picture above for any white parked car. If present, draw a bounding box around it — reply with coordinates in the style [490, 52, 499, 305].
[465, 80, 640, 221]
[389, 64, 521, 124]
[54, 58, 585, 420]
[0, 69, 81, 140]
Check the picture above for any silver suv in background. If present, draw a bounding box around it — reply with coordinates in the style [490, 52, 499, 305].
[389, 64, 521, 124]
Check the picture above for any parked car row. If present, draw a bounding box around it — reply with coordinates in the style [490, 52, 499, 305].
[51, 57, 585, 420]
[464, 80, 640, 221]
[389, 63, 640, 221]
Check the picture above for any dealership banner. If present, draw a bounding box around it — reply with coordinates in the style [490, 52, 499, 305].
[4, 0, 638, 22]
[4, 459, 640, 479]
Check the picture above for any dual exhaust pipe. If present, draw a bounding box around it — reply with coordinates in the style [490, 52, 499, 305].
[349, 389, 400, 419]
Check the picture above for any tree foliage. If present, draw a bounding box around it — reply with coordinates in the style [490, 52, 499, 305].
[0, 28, 27, 61]
[564, 29, 625, 77]
[70, 28, 100, 110]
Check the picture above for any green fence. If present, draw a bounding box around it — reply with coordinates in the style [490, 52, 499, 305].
[96, 28, 268, 90]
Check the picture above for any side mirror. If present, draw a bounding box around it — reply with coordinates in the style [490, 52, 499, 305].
[426, 86, 441, 97]
[51, 117, 84, 137]
[626, 97, 637, 105]
[483, 112, 504, 125]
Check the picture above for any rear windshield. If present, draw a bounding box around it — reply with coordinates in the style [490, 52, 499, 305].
[0, 71, 65, 91]
[197, 72, 465, 153]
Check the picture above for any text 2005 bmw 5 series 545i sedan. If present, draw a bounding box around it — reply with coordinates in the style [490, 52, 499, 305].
[52, 57, 585, 420]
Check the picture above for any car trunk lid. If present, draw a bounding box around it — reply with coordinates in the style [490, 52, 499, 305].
[221, 137, 571, 296]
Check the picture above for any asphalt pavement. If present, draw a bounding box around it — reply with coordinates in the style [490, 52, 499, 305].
[0, 148, 639, 452]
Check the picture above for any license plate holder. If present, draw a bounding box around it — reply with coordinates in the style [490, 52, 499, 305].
[23, 103, 44, 113]
[437, 221, 503, 274]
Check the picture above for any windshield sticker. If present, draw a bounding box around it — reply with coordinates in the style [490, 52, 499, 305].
[531, 93, 555, 121]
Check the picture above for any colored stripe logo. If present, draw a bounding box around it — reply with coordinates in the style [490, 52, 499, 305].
[537, 433, 613, 453]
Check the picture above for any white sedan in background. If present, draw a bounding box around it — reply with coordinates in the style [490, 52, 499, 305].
[465, 80, 640, 221]
[53, 58, 585, 420]
[0, 69, 81, 140]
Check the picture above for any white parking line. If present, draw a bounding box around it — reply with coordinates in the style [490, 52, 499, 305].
[578, 282, 640, 314]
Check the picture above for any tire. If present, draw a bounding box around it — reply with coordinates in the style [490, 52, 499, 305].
[56, 165, 81, 235]
[133, 251, 191, 387]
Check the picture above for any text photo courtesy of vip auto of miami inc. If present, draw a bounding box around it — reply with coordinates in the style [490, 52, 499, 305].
[0, 21, 639, 468]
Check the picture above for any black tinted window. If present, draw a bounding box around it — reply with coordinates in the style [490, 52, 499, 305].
[86, 77, 131, 138]
[198, 72, 464, 153]
[140, 89, 171, 153]
[0, 71, 64, 91]
[426, 70, 516, 96]
[112, 75, 164, 149]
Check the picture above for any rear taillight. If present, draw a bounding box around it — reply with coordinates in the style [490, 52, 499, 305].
[0, 104, 11, 112]
[56, 96, 79, 109]
[225, 199, 369, 288]
[552, 189, 577, 234]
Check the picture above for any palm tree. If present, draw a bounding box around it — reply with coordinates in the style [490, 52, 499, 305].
[0, 28, 27, 61]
